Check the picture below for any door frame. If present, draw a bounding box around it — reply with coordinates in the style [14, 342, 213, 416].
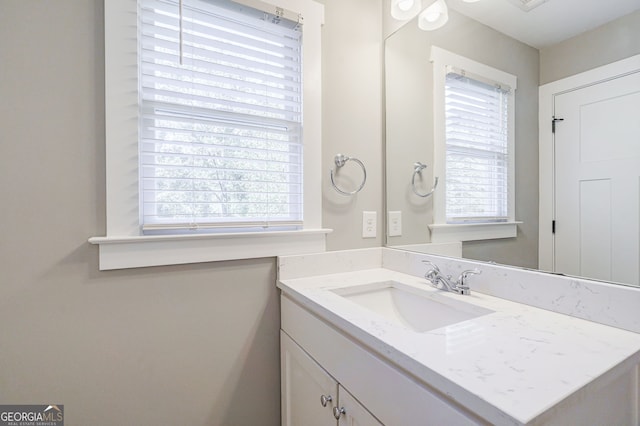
[538, 54, 640, 272]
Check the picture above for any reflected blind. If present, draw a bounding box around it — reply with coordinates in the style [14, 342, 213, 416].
[444, 71, 510, 223]
[139, 0, 303, 231]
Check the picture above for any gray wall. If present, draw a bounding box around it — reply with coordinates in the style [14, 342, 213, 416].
[0, 0, 382, 425]
[540, 10, 640, 85]
[322, 0, 384, 250]
[385, 9, 540, 269]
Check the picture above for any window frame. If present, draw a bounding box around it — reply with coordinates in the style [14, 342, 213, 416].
[91, 0, 328, 270]
[428, 46, 520, 243]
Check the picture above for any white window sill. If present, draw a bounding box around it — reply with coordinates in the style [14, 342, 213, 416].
[428, 222, 521, 243]
[88, 229, 333, 270]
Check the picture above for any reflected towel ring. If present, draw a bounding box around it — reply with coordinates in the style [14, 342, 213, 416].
[411, 162, 438, 198]
[330, 154, 367, 196]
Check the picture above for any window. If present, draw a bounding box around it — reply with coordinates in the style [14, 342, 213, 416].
[140, 0, 304, 232]
[444, 70, 509, 223]
[92, 0, 326, 270]
[429, 47, 519, 242]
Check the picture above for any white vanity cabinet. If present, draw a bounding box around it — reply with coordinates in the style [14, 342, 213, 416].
[278, 250, 640, 425]
[280, 295, 483, 426]
[281, 331, 382, 426]
[279, 286, 640, 425]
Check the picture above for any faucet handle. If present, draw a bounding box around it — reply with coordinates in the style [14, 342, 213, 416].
[421, 260, 441, 286]
[457, 268, 481, 287]
[421, 260, 441, 274]
[454, 269, 481, 295]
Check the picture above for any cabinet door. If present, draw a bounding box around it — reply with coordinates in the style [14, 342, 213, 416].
[281, 331, 338, 426]
[336, 385, 383, 426]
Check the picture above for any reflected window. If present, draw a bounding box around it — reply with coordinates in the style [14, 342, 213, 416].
[444, 71, 510, 224]
[429, 46, 518, 242]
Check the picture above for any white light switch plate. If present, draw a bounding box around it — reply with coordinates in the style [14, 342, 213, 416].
[388, 211, 402, 236]
[362, 211, 377, 238]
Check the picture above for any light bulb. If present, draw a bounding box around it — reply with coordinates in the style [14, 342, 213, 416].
[391, 0, 421, 20]
[422, 7, 442, 22]
[418, 0, 448, 31]
[397, 0, 415, 11]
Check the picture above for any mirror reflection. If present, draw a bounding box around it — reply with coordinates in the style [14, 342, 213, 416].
[384, 1, 640, 287]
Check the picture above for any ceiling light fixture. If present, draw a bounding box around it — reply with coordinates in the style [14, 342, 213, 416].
[418, 0, 449, 31]
[391, 0, 423, 21]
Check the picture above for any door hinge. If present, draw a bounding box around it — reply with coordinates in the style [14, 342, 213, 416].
[552, 220, 556, 234]
[552, 116, 564, 133]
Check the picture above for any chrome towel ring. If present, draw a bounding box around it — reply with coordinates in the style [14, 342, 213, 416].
[411, 162, 438, 198]
[330, 154, 367, 196]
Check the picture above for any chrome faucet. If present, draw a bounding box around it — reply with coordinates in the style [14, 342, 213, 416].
[422, 260, 481, 295]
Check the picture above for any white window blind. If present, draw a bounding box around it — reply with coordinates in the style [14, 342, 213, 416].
[444, 70, 510, 223]
[139, 0, 303, 232]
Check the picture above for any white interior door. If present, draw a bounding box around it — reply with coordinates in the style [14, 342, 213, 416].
[554, 71, 640, 285]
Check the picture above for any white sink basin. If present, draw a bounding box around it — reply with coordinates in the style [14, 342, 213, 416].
[332, 281, 494, 332]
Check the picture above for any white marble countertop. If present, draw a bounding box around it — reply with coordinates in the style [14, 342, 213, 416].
[278, 267, 640, 425]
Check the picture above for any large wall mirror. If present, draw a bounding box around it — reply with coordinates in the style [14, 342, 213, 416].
[384, 0, 640, 287]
